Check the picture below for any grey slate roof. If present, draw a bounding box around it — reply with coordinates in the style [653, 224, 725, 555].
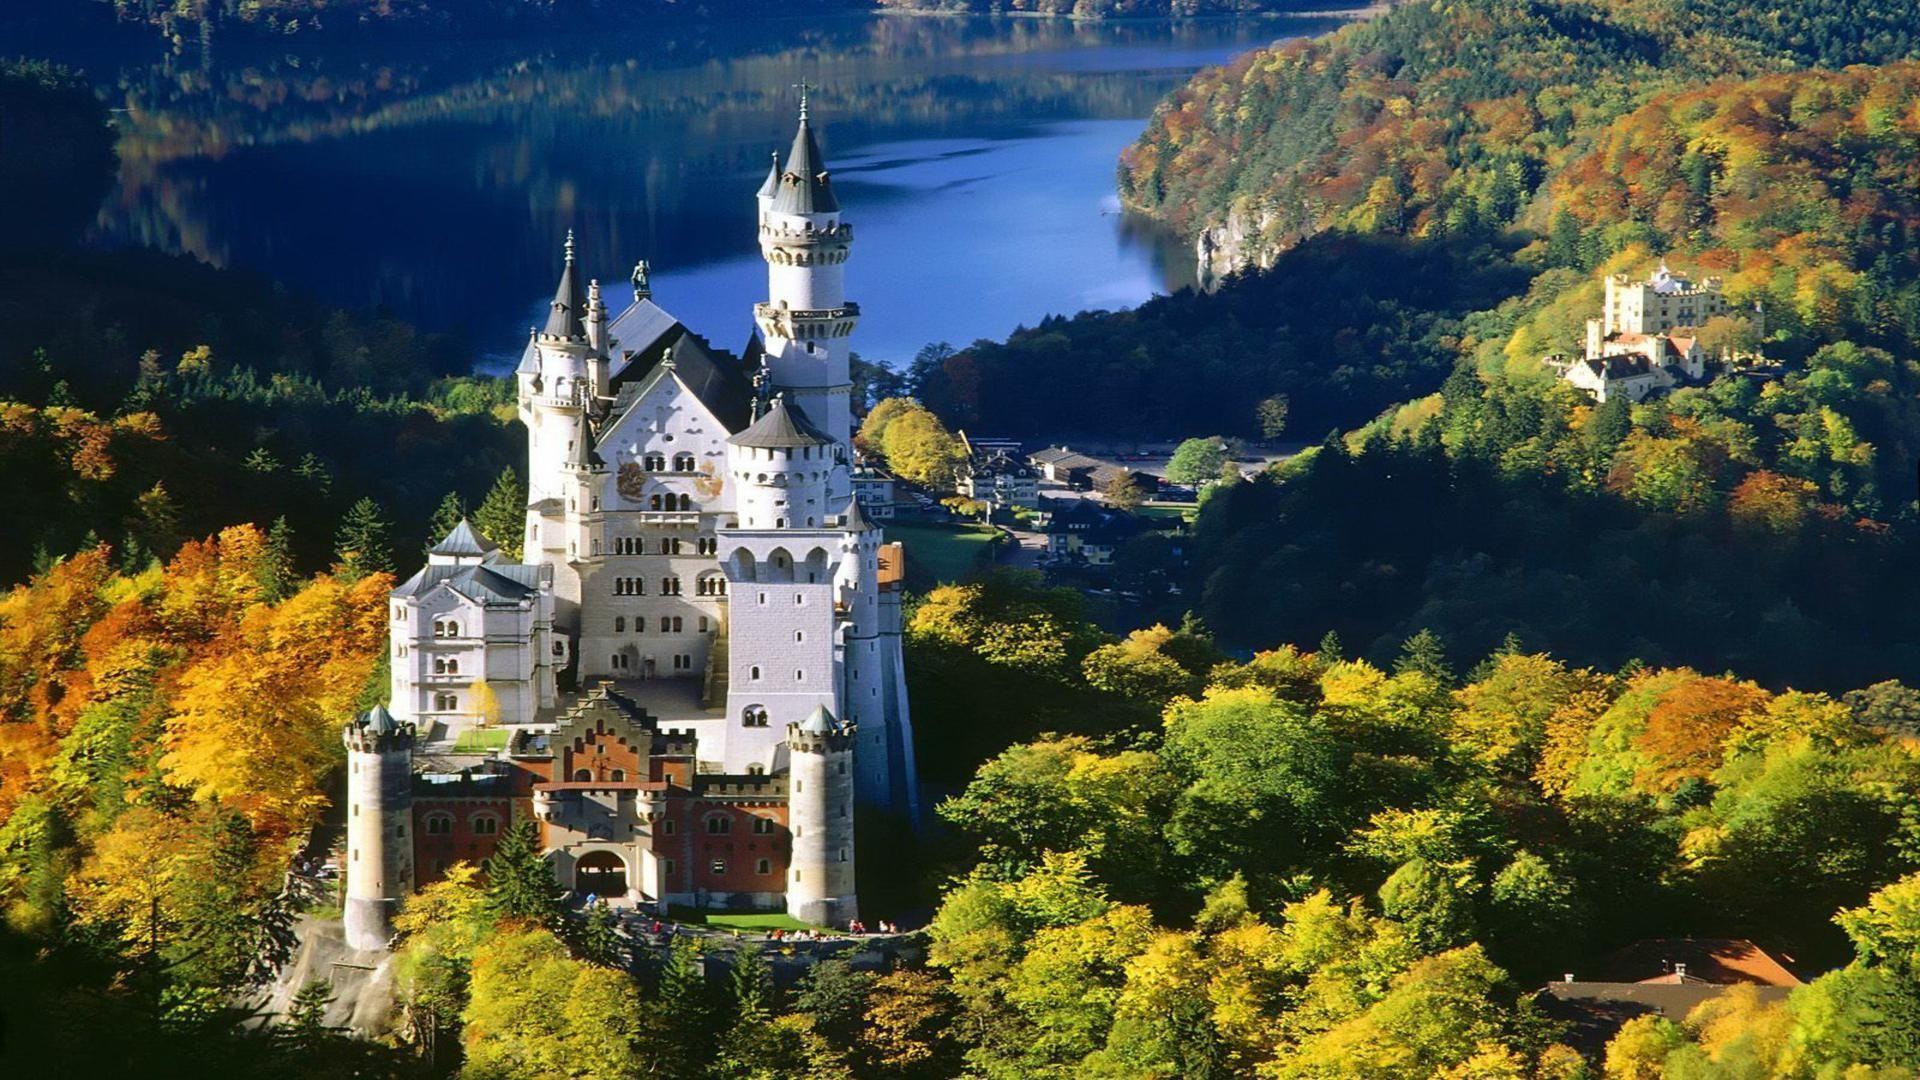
[730, 393, 832, 449]
[543, 233, 587, 340]
[607, 297, 680, 371]
[771, 117, 839, 216]
[611, 325, 756, 433]
[429, 520, 498, 557]
[843, 495, 874, 532]
[393, 561, 542, 604]
[756, 151, 781, 200]
[798, 703, 838, 735]
[359, 703, 397, 735]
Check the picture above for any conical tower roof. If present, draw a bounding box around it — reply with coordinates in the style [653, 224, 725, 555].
[429, 519, 498, 558]
[730, 393, 833, 450]
[543, 230, 588, 340]
[756, 151, 781, 200]
[798, 703, 837, 735]
[771, 95, 839, 216]
[359, 703, 398, 735]
[843, 495, 874, 533]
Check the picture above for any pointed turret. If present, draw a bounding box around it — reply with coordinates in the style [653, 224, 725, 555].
[756, 151, 781, 201]
[842, 494, 873, 533]
[772, 93, 839, 216]
[730, 392, 833, 451]
[543, 230, 588, 341]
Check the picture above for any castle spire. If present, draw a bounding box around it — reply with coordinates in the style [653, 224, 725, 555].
[543, 230, 587, 341]
[774, 87, 837, 215]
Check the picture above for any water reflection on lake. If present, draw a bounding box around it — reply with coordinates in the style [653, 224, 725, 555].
[61, 14, 1337, 367]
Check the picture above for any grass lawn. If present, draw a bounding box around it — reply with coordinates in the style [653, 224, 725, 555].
[886, 521, 999, 584]
[667, 908, 819, 932]
[1136, 503, 1197, 525]
[452, 728, 510, 752]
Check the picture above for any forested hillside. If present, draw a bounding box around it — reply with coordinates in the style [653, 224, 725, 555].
[1121, 0, 1920, 272]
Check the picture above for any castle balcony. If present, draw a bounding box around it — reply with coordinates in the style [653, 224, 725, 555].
[760, 221, 852, 245]
[636, 510, 702, 528]
[753, 302, 860, 341]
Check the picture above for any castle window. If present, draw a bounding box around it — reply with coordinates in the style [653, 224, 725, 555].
[471, 814, 499, 835]
[644, 453, 666, 471]
[756, 858, 772, 875]
[615, 616, 626, 633]
[749, 666, 761, 681]
[699, 616, 709, 633]
[671, 616, 684, 632]
[793, 869, 800, 883]
[574, 769, 592, 782]
[434, 692, 458, 711]
[710, 859, 728, 876]
[663, 820, 675, 834]
[743, 705, 769, 728]
[611, 653, 630, 670]
[747, 764, 765, 775]
[679, 494, 693, 511]
[839, 849, 849, 863]
[673, 453, 695, 472]
[662, 577, 681, 595]
[425, 814, 452, 835]
[706, 816, 731, 835]
[795, 669, 804, 682]
[753, 817, 774, 835]
[794, 631, 804, 643]
[663, 858, 675, 875]
[610, 769, 625, 782]
[650, 495, 663, 510]
[697, 537, 717, 555]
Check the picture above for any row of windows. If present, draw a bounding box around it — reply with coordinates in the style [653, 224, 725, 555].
[639, 453, 700, 472]
[422, 812, 498, 835]
[570, 768, 630, 782]
[609, 537, 720, 556]
[432, 619, 461, 637]
[746, 667, 808, 682]
[431, 657, 461, 675]
[614, 615, 710, 634]
[648, 494, 696, 512]
[433, 692, 459, 711]
[608, 653, 693, 671]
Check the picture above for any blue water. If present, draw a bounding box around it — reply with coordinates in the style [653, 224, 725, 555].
[64, 14, 1338, 369]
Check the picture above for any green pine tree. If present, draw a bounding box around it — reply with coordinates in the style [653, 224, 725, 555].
[278, 978, 336, 1055]
[656, 935, 716, 1079]
[261, 516, 298, 601]
[1394, 628, 1452, 684]
[474, 467, 526, 560]
[333, 496, 393, 582]
[712, 944, 779, 1078]
[481, 820, 565, 929]
[1316, 630, 1345, 663]
[243, 446, 281, 473]
[426, 490, 466, 552]
[571, 902, 628, 969]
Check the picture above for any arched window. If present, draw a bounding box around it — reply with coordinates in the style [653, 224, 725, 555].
[756, 858, 772, 875]
[673, 452, 695, 471]
[752, 817, 775, 835]
[747, 763, 766, 775]
[610, 769, 626, 782]
[425, 814, 453, 835]
[650, 495, 662, 510]
[706, 816, 731, 835]
[471, 814, 499, 835]
[614, 616, 626, 633]
[644, 453, 666, 471]
[742, 705, 769, 728]
[749, 666, 761, 682]
[678, 493, 693, 511]
[574, 768, 592, 782]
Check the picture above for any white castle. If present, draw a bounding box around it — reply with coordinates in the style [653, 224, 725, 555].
[343, 99, 918, 949]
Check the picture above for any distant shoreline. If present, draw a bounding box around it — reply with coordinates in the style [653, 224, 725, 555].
[875, 5, 1382, 24]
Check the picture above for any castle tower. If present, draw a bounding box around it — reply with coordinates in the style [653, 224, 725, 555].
[717, 393, 843, 771]
[786, 704, 857, 927]
[755, 91, 856, 505]
[835, 497, 917, 820]
[519, 231, 602, 633]
[342, 705, 415, 951]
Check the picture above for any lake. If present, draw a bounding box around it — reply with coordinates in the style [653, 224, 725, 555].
[56, 14, 1339, 369]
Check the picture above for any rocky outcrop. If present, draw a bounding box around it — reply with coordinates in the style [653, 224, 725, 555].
[245, 916, 401, 1038]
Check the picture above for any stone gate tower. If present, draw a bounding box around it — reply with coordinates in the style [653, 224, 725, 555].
[342, 705, 415, 951]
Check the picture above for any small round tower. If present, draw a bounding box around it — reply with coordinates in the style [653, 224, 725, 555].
[342, 704, 416, 951]
[728, 393, 836, 530]
[786, 704, 857, 928]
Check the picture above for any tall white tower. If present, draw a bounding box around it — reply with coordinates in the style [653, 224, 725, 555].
[518, 231, 604, 631]
[342, 705, 415, 951]
[755, 91, 856, 505]
[786, 704, 858, 927]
